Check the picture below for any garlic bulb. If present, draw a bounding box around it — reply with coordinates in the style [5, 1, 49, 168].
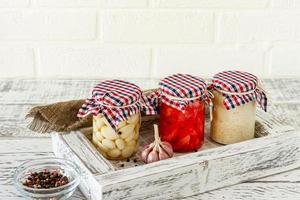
[141, 124, 174, 164]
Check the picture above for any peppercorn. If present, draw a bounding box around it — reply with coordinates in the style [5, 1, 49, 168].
[22, 169, 69, 189]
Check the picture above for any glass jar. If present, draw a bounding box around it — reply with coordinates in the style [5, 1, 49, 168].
[159, 99, 205, 152]
[92, 113, 140, 160]
[154, 74, 210, 153]
[209, 71, 267, 145]
[78, 80, 153, 160]
[210, 91, 256, 144]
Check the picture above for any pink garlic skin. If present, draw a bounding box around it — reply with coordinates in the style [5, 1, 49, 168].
[161, 142, 174, 157]
[140, 124, 174, 164]
[141, 145, 152, 163]
[141, 141, 174, 163]
[158, 147, 170, 161]
[147, 150, 159, 163]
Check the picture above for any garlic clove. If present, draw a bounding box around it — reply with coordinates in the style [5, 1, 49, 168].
[102, 139, 116, 149]
[108, 149, 121, 158]
[95, 140, 109, 152]
[158, 147, 170, 161]
[115, 138, 125, 150]
[101, 126, 119, 140]
[94, 117, 105, 129]
[119, 124, 135, 139]
[127, 114, 139, 124]
[161, 142, 174, 157]
[121, 146, 135, 158]
[141, 145, 151, 163]
[125, 132, 135, 142]
[94, 131, 104, 141]
[147, 150, 159, 163]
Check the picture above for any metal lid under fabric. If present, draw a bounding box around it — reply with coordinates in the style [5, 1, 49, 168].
[157, 74, 211, 111]
[211, 71, 267, 111]
[77, 80, 156, 130]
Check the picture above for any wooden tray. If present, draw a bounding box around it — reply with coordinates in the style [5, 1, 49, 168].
[52, 110, 299, 200]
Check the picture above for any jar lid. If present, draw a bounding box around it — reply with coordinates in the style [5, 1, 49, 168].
[211, 71, 267, 111]
[78, 80, 155, 130]
[157, 74, 211, 111]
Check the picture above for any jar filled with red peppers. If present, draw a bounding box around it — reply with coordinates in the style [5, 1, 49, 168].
[152, 74, 211, 152]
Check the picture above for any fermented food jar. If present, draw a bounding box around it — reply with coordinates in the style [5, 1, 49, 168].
[210, 71, 267, 144]
[152, 74, 211, 152]
[78, 80, 154, 160]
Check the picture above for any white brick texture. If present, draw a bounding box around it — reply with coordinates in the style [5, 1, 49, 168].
[272, 0, 300, 9]
[36, 0, 100, 7]
[152, 0, 269, 9]
[217, 11, 296, 43]
[36, 0, 148, 7]
[0, 0, 29, 7]
[0, 11, 96, 40]
[0, 1, 299, 78]
[100, 0, 148, 8]
[38, 47, 151, 78]
[270, 45, 300, 77]
[103, 11, 214, 43]
[153, 47, 265, 78]
[0, 48, 34, 78]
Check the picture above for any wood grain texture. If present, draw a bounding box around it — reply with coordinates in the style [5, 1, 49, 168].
[53, 133, 108, 200]
[0, 137, 85, 199]
[93, 131, 300, 199]
[187, 182, 300, 200]
[54, 120, 299, 200]
[1, 79, 300, 200]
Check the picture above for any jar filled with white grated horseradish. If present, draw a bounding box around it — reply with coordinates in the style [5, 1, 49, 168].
[209, 71, 267, 145]
[77, 80, 155, 160]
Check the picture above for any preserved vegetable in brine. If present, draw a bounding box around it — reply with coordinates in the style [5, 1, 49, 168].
[149, 74, 211, 152]
[209, 71, 268, 144]
[159, 99, 205, 152]
[78, 80, 154, 160]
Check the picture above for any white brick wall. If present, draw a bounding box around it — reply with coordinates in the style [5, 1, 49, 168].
[0, 0, 299, 79]
[38, 47, 151, 78]
[153, 47, 265, 78]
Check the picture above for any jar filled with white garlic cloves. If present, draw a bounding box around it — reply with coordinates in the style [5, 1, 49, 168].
[78, 80, 155, 160]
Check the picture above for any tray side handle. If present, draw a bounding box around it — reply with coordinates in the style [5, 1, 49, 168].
[52, 131, 114, 199]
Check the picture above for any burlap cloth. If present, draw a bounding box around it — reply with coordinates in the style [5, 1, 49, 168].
[26, 99, 93, 135]
[26, 89, 158, 135]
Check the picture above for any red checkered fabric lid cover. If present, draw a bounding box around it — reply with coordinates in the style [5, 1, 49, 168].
[211, 71, 267, 111]
[77, 80, 155, 130]
[147, 74, 211, 112]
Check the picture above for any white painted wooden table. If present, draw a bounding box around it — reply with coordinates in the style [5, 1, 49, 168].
[0, 79, 300, 200]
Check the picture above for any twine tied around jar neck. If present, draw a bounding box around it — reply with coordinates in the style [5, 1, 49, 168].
[97, 99, 140, 109]
[209, 79, 268, 117]
[213, 80, 267, 97]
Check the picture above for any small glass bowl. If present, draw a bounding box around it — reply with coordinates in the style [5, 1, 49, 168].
[13, 157, 81, 200]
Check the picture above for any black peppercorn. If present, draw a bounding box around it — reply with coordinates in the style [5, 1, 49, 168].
[22, 169, 69, 189]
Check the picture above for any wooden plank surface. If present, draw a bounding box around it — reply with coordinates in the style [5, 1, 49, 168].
[0, 79, 300, 199]
[0, 137, 84, 199]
